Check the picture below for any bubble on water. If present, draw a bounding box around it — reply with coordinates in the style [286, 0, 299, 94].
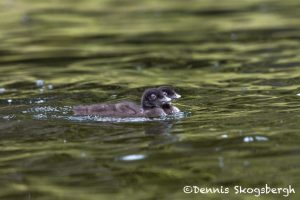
[0, 88, 6, 94]
[221, 134, 228, 138]
[36, 80, 45, 87]
[35, 99, 45, 104]
[2, 115, 15, 120]
[26, 106, 73, 115]
[243, 136, 254, 143]
[7, 99, 12, 104]
[118, 154, 146, 161]
[255, 136, 269, 141]
[243, 136, 269, 143]
[29, 106, 59, 113]
[32, 114, 47, 120]
[47, 84, 53, 90]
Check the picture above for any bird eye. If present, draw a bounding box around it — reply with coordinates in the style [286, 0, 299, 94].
[150, 94, 157, 100]
[163, 92, 167, 96]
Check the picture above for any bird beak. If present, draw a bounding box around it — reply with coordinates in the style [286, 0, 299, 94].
[173, 93, 181, 99]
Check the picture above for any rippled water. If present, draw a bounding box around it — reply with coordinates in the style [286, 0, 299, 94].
[1, 0, 300, 199]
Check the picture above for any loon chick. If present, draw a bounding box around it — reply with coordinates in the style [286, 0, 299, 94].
[158, 86, 181, 114]
[73, 88, 171, 118]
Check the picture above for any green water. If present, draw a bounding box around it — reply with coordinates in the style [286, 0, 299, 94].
[1, 0, 300, 199]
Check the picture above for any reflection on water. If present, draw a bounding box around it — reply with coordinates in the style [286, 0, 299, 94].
[1, 0, 300, 199]
[118, 154, 146, 161]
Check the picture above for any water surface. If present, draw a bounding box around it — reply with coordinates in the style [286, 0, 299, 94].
[0, 0, 300, 199]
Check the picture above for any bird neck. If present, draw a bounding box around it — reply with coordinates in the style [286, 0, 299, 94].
[162, 103, 171, 109]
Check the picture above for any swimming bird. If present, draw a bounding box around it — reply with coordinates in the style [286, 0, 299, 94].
[73, 88, 171, 118]
[158, 86, 181, 114]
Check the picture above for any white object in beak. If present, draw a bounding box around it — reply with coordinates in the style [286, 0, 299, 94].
[174, 93, 181, 99]
[163, 96, 172, 102]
